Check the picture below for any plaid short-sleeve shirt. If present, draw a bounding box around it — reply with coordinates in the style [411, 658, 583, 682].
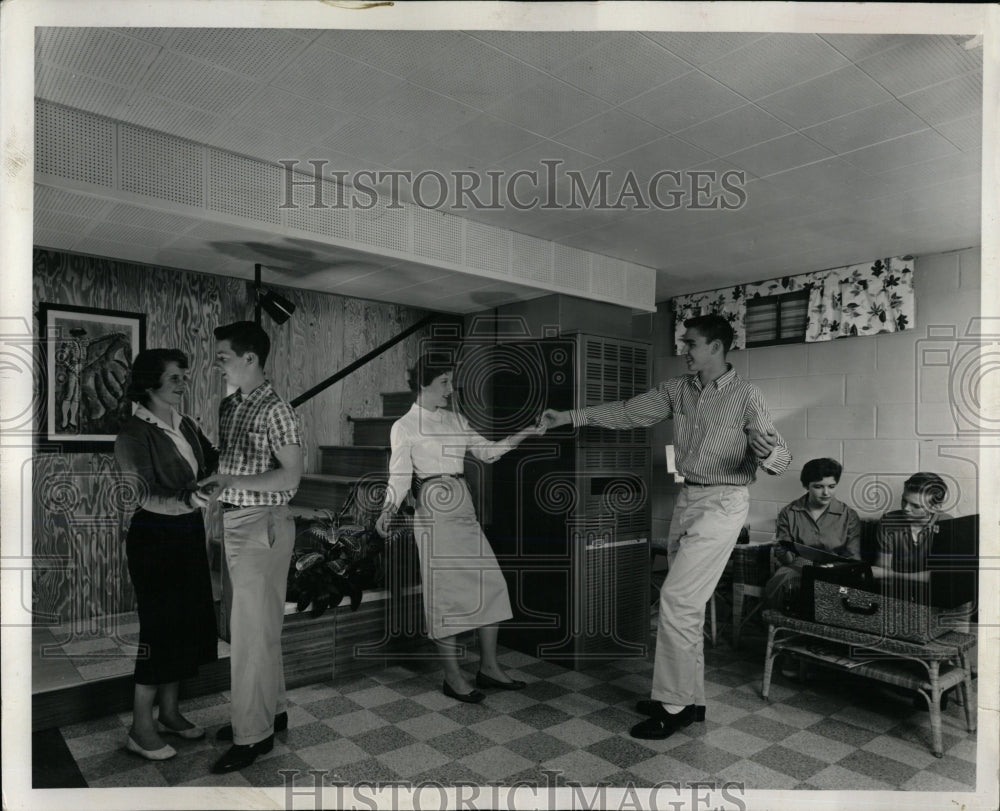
[217, 380, 301, 506]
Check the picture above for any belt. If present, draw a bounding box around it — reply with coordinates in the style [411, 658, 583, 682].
[420, 474, 464, 482]
[683, 481, 717, 487]
[218, 502, 248, 512]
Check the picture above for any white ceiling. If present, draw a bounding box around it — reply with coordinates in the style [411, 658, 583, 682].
[33, 28, 983, 306]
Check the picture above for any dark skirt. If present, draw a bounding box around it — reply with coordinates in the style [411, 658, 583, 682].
[126, 509, 218, 685]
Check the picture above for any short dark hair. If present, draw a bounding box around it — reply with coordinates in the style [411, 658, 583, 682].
[127, 348, 189, 406]
[800, 457, 842, 488]
[214, 320, 270, 367]
[683, 314, 734, 354]
[407, 351, 454, 393]
[903, 471, 948, 508]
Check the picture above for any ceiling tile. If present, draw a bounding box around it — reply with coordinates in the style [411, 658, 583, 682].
[605, 135, 713, 178]
[865, 152, 981, 198]
[493, 141, 597, 177]
[857, 36, 982, 96]
[205, 122, 317, 167]
[802, 99, 930, 154]
[934, 113, 982, 152]
[35, 63, 132, 118]
[117, 89, 223, 142]
[817, 34, 912, 61]
[139, 50, 261, 116]
[553, 110, 665, 161]
[313, 116, 425, 167]
[166, 29, 310, 78]
[644, 32, 769, 66]
[229, 84, 348, 140]
[363, 83, 478, 140]
[841, 128, 960, 175]
[763, 157, 879, 200]
[272, 42, 401, 114]
[37, 28, 160, 86]
[621, 71, 745, 132]
[103, 203, 201, 235]
[755, 66, 892, 129]
[724, 133, 834, 178]
[84, 220, 176, 248]
[675, 104, 792, 157]
[699, 34, 850, 101]
[110, 28, 177, 47]
[486, 74, 611, 138]
[316, 29, 463, 77]
[899, 72, 983, 126]
[405, 35, 546, 109]
[549, 32, 691, 105]
[437, 114, 543, 164]
[465, 31, 613, 74]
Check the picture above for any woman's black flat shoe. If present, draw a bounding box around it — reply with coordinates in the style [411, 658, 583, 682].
[442, 680, 485, 703]
[476, 671, 527, 690]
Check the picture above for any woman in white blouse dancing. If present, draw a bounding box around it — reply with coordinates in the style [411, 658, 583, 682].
[376, 351, 544, 703]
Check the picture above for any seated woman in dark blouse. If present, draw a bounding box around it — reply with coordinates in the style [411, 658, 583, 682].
[764, 457, 862, 612]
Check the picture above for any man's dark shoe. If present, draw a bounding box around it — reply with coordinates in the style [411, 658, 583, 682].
[216, 711, 287, 742]
[629, 704, 697, 740]
[635, 700, 705, 722]
[210, 735, 274, 774]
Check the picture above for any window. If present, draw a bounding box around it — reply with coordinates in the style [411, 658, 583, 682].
[745, 289, 809, 347]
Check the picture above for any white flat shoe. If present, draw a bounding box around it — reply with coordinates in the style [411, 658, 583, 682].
[125, 734, 176, 761]
[157, 720, 205, 740]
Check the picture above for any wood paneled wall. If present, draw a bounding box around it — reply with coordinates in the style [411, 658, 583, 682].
[32, 249, 431, 625]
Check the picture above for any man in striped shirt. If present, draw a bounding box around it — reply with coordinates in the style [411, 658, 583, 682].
[541, 314, 791, 739]
[198, 321, 303, 773]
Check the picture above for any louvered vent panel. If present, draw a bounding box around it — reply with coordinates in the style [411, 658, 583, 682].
[120, 124, 203, 207]
[412, 208, 462, 263]
[553, 244, 591, 293]
[464, 220, 510, 275]
[207, 150, 283, 224]
[284, 174, 351, 240]
[354, 201, 411, 253]
[35, 101, 115, 188]
[511, 233, 552, 283]
[582, 540, 649, 656]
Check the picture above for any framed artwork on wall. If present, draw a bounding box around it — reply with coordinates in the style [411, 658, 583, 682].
[37, 303, 145, 452]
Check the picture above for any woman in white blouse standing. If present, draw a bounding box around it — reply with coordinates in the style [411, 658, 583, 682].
[376, 351, 544, 702]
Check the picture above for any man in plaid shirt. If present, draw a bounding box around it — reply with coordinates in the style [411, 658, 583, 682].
[198, 321, 303, 773]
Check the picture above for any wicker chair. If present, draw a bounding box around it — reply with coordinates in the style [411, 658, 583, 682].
[729, 541, 776, 647]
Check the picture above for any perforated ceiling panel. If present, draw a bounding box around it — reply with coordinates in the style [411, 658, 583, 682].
[464, 220, 510, 276]
[412, 208, 463, 264]
[511, 233, 552, 284]
[284, 175, 351, 240]
[120, 124, 204, 207]
[591, 255, 626, 300]
[353, 201, 412, 254]
[35, 102, 115, 188]
[553, 244, 592, 294]
[207, 150, 282, 224]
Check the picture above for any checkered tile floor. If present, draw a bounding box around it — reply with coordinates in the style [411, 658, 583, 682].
[48, 623, 978, 791]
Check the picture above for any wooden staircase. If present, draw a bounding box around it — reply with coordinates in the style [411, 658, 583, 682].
[291, 390, 412, 515]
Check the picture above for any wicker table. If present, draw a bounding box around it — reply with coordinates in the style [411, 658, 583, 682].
[761, 609, 976, 757]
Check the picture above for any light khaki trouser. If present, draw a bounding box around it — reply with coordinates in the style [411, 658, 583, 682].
[222, 505, 294, 746]
[653, 484, 750, 706]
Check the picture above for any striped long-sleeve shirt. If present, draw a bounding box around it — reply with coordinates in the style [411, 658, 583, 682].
[570, 365, 791, 486]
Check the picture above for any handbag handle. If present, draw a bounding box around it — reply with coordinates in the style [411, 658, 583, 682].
[838, 586, 879, 616]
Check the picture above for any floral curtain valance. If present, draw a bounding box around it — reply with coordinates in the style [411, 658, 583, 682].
[672, 257, 915, 355]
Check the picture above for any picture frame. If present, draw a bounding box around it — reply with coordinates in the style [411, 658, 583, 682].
[37, 303, 146, 452]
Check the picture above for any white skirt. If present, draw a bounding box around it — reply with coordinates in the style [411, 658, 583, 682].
[413, 477, 513, 639]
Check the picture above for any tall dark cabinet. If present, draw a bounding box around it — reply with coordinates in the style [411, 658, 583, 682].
[479, 332, 652, 668]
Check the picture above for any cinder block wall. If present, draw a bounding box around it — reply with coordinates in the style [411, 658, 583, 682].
[639, 246, 981, 544]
